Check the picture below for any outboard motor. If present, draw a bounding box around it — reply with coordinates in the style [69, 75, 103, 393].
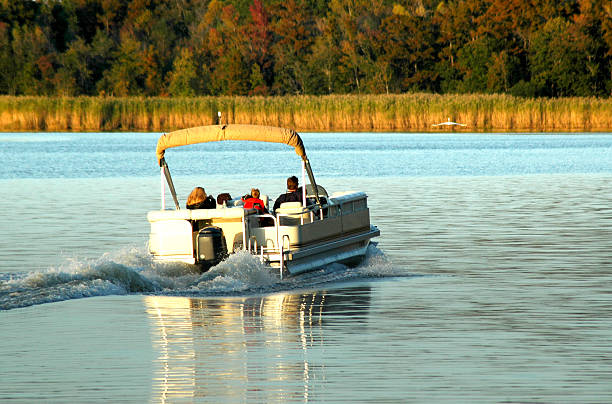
[196, 226, 228, 269]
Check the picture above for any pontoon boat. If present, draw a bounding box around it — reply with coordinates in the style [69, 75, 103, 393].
[147, 124, 380, 277]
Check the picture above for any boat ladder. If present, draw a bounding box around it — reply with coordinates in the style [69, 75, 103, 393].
[246, 236, 290, 279]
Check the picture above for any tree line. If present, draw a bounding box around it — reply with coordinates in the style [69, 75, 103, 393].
[1, 0, 610, 98]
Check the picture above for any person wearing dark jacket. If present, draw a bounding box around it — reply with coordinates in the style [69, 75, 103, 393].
[273, 176, 302, 213]
[186, 187, 216, 209]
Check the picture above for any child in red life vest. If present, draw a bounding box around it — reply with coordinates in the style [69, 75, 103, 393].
[242, 188, 267, 214]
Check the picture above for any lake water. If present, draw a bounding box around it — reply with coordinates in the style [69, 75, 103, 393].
[1, 132, 611, 403]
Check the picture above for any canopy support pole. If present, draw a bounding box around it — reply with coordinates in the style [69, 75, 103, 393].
[160, 166, 165, 210]
[303, 158, 321, 206]
[160, 158, 180, 210]
[301, 161, 306, 207]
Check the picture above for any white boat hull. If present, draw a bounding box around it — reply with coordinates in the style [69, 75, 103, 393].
[267, 226, 380, 275]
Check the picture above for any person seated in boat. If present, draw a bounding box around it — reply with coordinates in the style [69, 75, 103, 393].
[216, 192, 232, 207]
[241, 188, 268, 214]
[273, 176, 302, 214]
[186, 187, 216, 209]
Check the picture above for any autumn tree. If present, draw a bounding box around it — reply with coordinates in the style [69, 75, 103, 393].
[245, 0, 272, 94]
[570, 0, 611, 96]
[381, 2, 438, 93]
[323, 0, 389, 94]
[207, 3, 250, 95]
[270, 0, 318, 94]
[0, 0, 610, 97]
[433, 0, 488, 92]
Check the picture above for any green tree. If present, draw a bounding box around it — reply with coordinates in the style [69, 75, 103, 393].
[487, 50, 520, 93]
[248, 63, 267, 95]
[570, 0, 611, 96]
[98, 33, 146, 96]
[71, 0, 104, 43]
[168, 48, 198, 96]
[53, 29, 114, 96]
[0, 0, 609, 97]
[98, 0, 124, 37]
[54, 36, 89, 95]
[0, 22, 14, 94]
[601, 1, 612, 91]
[182, 0, 218, 95]
[0, 0, 40, 29]
[530, 17, 595, 96]
[456, 36, 493, 93]
[433, 0, 488, 93]
[307, 21, 342, 94]
[381, 3, 438, 93]
[122, 0, 188, 95]
[11, 25, 53, 95]
[325, 0, 390, 94]
[87, 29, 115, 92]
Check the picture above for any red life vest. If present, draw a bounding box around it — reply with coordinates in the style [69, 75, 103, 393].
[243, 197, 265, 213]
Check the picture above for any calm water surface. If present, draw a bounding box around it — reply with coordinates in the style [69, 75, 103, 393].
[1, 132, 611, 403]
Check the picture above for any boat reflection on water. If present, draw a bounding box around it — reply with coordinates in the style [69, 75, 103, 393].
[144, 287, 372, 402]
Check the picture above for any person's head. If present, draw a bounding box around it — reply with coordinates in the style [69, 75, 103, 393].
[217, 193, 231, 205]
[251, 188, 260, 199]
[287, 176, 298, 191]
[187, 187, 206, 206]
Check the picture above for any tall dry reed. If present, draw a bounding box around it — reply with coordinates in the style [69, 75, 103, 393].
[0, 94, 610, 132]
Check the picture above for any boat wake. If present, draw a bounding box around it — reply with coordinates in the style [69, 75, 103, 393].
[0, 245, 398, 310]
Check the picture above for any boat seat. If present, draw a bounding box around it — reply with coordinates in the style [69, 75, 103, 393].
[276, 202, 310, 225]
[277, 201, 303, 211]
[260, 194, 269, 210]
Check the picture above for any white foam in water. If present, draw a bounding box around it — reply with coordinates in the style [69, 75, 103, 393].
[209, 251, 279, 283]
[0, 248, 159, 310]
[350, 244, 396, 277]
[0, 245, 394, 310]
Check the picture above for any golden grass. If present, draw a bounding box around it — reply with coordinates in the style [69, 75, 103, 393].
[0, 94, 610, 132]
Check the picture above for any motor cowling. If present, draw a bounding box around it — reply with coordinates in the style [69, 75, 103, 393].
[196, 226, 228, 269]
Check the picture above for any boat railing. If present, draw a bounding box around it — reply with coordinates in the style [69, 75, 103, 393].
[275, 203, 326, 225]
[245, 204, 327, 279]
[247, 203, 328, 250]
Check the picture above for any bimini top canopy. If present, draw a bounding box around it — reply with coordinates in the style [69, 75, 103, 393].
[156, 124, 306, 165]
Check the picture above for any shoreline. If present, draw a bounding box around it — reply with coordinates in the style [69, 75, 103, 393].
[1, 94, 611, 133]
